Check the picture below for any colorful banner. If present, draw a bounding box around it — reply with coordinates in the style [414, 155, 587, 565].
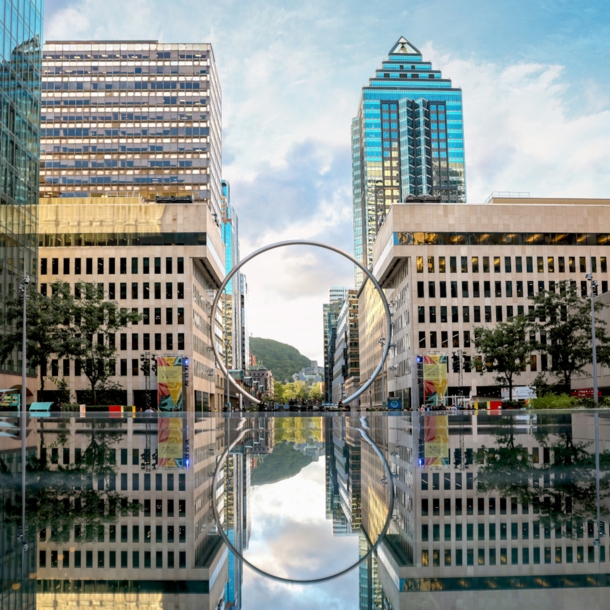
[157, 356, 183, 411]
[423, 354, 448, 407]
[424, 415, 449, 467]
[157, 416, 184, 468]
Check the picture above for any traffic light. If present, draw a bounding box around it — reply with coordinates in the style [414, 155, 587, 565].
[452, 352, 460, 373]
[140, 353, 150, 376]
[182, 357, 190, 387]
[151, 355, 158, 375]
[454, 448, 462, 469]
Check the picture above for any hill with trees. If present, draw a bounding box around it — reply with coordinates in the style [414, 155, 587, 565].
[249, 337, 312, 382]
[250, 441, 314, 486]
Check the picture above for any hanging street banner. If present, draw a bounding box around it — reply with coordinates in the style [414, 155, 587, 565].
[157, 416, 184, 468]
[157, 355, 183, 411]
[423, 354, 448, 407]
[424, 415, 449, 467]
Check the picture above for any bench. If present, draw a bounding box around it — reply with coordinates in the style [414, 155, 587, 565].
[29, 402, 53, 417]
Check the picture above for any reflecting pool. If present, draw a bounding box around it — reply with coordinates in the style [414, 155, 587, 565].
[1, 411, 610, 609]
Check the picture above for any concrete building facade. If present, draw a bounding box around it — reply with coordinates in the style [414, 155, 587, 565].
[362, 198, 610, 409]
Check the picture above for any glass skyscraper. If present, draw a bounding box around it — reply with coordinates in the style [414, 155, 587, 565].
[352, 36, 466, 286]
[0, 0, 43, 385]
[40, 41, 222, 216]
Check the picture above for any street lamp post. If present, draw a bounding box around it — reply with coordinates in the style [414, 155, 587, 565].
[585, 273, 599, 404]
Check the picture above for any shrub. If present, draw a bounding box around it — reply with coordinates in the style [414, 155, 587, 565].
[530, 394, 575, 410]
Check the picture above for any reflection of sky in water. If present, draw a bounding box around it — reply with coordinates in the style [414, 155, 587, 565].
[242, 457, 359, 609]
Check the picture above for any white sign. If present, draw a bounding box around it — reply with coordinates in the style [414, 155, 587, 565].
[501, 387, 536, 401]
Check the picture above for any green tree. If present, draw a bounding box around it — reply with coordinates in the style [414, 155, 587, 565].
[66, 282, 140, 405]
[528, 284, 610, 389]
[0, 281, 74, 390]
[309, 382, 322, 402]
[474, 315, 532, 401]
[273, 381, 286, 404]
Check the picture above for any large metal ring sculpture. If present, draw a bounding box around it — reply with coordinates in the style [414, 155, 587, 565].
[212, 417, 395, 584]
[210, 240, 392, 405]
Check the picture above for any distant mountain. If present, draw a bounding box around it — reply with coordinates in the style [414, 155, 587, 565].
[249, 337, 311, 382]
[250, 441, 314, 486]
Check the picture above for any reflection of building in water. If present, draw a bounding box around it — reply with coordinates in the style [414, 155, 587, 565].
[357, 412, 610, 609]
[0, 418, 38, 609]
[24, 415, 229, 609]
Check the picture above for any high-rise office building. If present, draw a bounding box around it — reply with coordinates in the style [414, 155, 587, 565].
[351, 36, 466, 286]
[0, 0, 43, 392]
[40, 41, 222, 217]
[221, 179, 248, 373]
[323, 287, 350, 402]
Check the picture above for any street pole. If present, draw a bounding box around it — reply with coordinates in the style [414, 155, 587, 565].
[586, 274, 599, 404]
[20, 257, 30, 558]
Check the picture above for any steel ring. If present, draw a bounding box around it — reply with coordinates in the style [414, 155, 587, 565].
[211, 416, 395, 584]
[210, 240, 392, 405]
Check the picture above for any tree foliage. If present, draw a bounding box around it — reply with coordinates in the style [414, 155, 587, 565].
[474, 315, 532, 400]
[528, 284, 610, 388]
[0, 281, 74, 390]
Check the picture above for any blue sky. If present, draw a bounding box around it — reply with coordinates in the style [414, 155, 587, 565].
[46, 0, 610, 363]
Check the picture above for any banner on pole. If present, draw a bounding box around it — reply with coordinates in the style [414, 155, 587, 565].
[157, 356, 183, 411]
[423, 354, 448, 407]
[157, 416, 184, 468]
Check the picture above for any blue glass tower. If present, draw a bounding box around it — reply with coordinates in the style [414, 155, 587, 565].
[0, 1, 43, 385]
[352, 37, 466, 286]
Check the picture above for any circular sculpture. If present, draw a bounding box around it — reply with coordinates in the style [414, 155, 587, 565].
[210, 240, 392, 405]
[211, 419, 395, 584]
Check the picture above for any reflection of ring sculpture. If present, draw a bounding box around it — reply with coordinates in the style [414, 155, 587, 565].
[210, 240, 392, 405]
[211, 417, 395, 584]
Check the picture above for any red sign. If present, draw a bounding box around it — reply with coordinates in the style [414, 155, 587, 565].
[571, 389, 602, 398]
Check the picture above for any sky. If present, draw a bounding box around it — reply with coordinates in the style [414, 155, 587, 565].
[45, 0, 610, 363]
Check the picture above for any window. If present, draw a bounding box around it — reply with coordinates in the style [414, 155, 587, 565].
[439, 256, 446, 273]
[143, 308, 150, 324]
[483, 256, 490, 273]
[177, 307, 185, 324]
[418, 332, 426, 349]
[473, 281, 480, 298]
[154, 282, 161, 299]
[472, 256, 479, 273]
[462, 306, 470, 322]
[430, 331, 437, 348]
[537, 256, 544, 273]
[496, 305, 503, 322]
[166, 257, 173, 274]
[464, 330, 471, 347]
[474, 306, 481, 323]
[132, 359, 139, 376]
[505, 256, 511, 272]
[592, 257, 597, 273]
[428, 256, 435, 273]
[50, 258, 59, 275]
[131, 283, 138, 299]
[451, 306, 458, 323]
[108, 258, 115, 274]
[517, 280, 523, 297]
[143, 282, 150, 299]
[507, 305, 514, 318]
[178, 333, 185, 350]
[441, 331, 448, 348]
[548, 257, 555, 273]
[143, 333, 151, 350]
[166, 334, 173, 350]
[155, 308, 162, 324]
[166, 283, 173, 299]
[580, 256, 586, 273]
[155, 334, 162, 350]
[417, 282, 424, 298]
[462, 281, 469, 297]
[527, 281, 534, 296]
[484, 281, 491, 298]
[450, 256, 457, 273]
[428, 281, 435, 298]
[526, 257, 533, 273]
[416, 256, 424, 273]
[120, 283, 127, 299]
[41, 258, 48, 275]
[120, 334, 127, 350]
[155, 257, 161, 274]
[506, 281, 513, 297]
[530, 354, 537, 372]
[75, 258, 82, 274]
[143, 257, 150, 273]
[461, 256, 468, 273]
[569, 256, 576, 272]
[440, 281, 447, 298]
[86, 258, 93, 274]
[132, 334, 139, 350]
[109, 283, 116, 299]
[485, 306, 492, 322]
[440, 306, 447, 323]
[120, 258, 127, 274]
[451, 281, 458, 298]
[62, 258, 70, 274]
[418, 306, 425, 323]
[452, 330, 460, 347]
[495, 281, 502, 297]
[177, 257, 184, 274]
[494, 256, 501, 272]
[602, 257, 608, 273]
[40, 283, 47, 296]
[177, 282, 184, 298]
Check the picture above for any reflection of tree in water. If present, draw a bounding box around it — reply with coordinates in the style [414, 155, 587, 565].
[477, 416, 610, 530]
[2, 420, 139, 543]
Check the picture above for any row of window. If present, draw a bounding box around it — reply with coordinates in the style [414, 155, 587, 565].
[422, 520, 594, 543]
[41, 256, 186, 275]
[39, 549, 187, 570]
[41, 282, 186, 300]
[39, 231, 206, 248]
[422, 495, 571, 517]
[416, 279, 607, 300]
[416, 255, 607, 275]
[421, 545, 605, 568]
[41, 524, 186, 544]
